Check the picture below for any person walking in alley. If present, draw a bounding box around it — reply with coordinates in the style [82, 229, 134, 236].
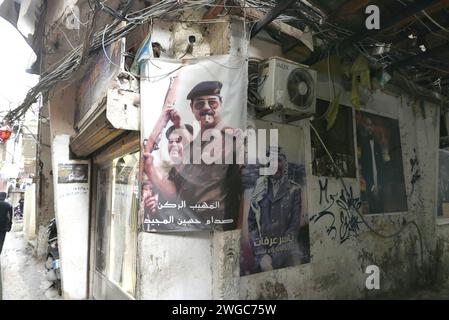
[0, 192, 13, 255]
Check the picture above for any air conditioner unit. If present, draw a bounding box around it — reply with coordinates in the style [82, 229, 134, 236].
[258, 57, 316, 118]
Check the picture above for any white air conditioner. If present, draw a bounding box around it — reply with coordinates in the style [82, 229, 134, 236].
[258, 57, 316, 118]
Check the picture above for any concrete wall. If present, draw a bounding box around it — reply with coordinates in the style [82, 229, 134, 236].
[41, 0, 146, 299]
[135, 17, 445, 299]
[23, 184, 36, 242]
[435, 223, 449, 282]
[35, 102, 55, 260]
[51, 135, 90, 300]
[136, 16, 246, 300]
[46, 62, 89, 300]
[139, 79, 440, 300]
[239, 74, 440, 299]
[38, 1, 449, 299]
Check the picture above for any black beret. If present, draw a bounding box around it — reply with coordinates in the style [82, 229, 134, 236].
[166, 124, 194, 139]
[187, 81, 223, 100]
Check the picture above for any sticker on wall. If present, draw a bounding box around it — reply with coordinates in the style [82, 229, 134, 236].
[140, 55, 247, 232]
[240, 121, 310, 276]
[438, 150, 449, 218]
[355, 111, 408, 214]
[57, 163, 89, 184]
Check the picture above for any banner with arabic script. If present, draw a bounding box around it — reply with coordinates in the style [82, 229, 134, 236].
[140, 55, 247, 232]
[240, 121, 310, 275]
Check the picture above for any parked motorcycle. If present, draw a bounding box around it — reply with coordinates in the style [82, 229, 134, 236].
[45, 218, 62, 295]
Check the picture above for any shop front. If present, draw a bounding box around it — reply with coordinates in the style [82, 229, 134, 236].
[88, 133, 139, 300]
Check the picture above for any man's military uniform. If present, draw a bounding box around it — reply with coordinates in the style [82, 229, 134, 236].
[167, 80, 242, 230]
[248, 176, 301, 270]
[168, 130, 242, 231]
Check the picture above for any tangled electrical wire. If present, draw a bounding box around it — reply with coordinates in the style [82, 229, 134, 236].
[245, 0, 354, 44]
[247, 58, 265, 109]
[8, 0, 437, 125]
[2, 0, 218, 124]
[2, 0, 364, 125]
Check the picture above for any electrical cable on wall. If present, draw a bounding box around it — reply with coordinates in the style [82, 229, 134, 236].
[1, 0, 188, 124]
[0, 0, 352, 125]
[247, 58, 265, 109]
[309, 121, 425, 266]
[4, 0, 273, 124]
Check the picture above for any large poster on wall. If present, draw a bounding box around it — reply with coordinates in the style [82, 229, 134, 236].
[356, 111, 408, 214]
[140, 55, 247, 232]
[240, 121, 310, 276]
[311, 99, 356, 178]
[437, 150, 449, 218]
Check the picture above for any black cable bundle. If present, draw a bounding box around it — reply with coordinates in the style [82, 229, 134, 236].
[2, 0, 185, 124]
[247, 58, 264, 109]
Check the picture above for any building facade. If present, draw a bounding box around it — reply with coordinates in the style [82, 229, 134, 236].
[16, 0, 449, 300]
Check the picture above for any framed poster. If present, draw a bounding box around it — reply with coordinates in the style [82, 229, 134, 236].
[356, 111, 408, 214]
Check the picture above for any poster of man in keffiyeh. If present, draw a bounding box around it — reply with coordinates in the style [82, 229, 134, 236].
[240, 121, 310, 275]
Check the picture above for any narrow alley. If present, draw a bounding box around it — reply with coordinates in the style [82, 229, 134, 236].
[0, 221, 61, 300]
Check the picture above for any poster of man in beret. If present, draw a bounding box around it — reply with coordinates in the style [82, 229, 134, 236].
[139, 55, 247, 232]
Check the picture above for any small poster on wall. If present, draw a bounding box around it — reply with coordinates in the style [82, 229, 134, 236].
[438, 150, 449, 218]
[240, 121, 310, 276]
[140, 55, 247, 232]
[356, 111, 408, 214]
[57, 163, 89, 184]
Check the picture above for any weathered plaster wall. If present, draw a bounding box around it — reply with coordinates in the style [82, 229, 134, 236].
[35, 102, 55, 259]
[136, 17, 248, 300]
[137, 20, 444, 299]
[50, 134, 90, 300]
[40, 1, 448, 299]
[23, 183, 37, 242]
[47, 75, 89, 300]
[41, 0, 150, 300]
[435, 223, 449, 282]
[238, 61, 440, 299]
[137, 232, 214, 299]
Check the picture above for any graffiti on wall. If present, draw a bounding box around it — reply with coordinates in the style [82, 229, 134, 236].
[409, 148, 421, 196]
[311, 178, 363, 244]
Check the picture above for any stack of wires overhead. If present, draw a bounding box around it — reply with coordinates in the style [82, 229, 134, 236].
[2, 0, 216, 124]
[247, 58, 264, 109]
[2, 0, 361, 124]
[245, 0, 354, 43]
